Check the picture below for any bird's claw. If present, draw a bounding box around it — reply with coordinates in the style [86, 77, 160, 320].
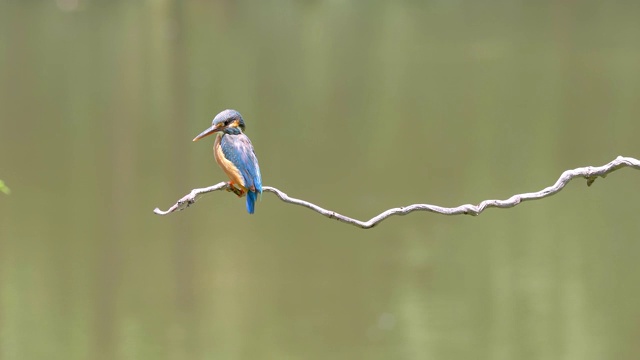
[225, 183, 245, 197]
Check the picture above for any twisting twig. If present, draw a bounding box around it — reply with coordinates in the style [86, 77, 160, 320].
[153, 156, 640, 229]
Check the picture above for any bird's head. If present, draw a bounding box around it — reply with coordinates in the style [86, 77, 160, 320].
[193, 109, 246, 141]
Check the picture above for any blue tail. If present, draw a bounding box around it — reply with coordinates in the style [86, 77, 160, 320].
[246, 190, 258, 214]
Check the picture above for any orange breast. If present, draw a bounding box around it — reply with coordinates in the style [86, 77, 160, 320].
[213, 134, 246, 188]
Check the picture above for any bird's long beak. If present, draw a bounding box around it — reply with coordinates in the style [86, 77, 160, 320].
[193, 125, 222, 141]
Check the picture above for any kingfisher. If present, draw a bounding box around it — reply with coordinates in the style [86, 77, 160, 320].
[193, 109, 263, 214]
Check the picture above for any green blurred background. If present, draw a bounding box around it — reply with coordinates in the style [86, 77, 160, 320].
[1, 0, 640, 359]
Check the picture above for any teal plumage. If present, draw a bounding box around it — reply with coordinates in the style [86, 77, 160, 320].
[219, 133, 262, 213]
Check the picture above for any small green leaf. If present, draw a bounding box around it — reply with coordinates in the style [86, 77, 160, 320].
[0, 180, 10, 195]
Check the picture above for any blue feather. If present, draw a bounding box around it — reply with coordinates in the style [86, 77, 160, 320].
[246, 190, 257, 214]
[220, 133, 262, 213]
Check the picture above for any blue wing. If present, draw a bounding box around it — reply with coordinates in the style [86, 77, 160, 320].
[220, 134, 262, 194]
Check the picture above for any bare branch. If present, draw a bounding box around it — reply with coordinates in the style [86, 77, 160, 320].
[153, 156, 640, 229]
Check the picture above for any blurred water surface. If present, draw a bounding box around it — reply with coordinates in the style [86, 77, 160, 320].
[1, 1, 640, 359]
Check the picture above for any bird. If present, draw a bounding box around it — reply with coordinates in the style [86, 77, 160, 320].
[193, 109, 262, 214]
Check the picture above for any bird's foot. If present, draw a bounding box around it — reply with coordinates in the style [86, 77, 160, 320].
[225, 183, 246, 197]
